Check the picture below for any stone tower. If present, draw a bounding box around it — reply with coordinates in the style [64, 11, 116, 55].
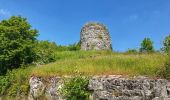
[80, 22, 112, 50]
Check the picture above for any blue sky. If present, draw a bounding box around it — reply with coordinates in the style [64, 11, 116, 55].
[0, 0, 170, 51]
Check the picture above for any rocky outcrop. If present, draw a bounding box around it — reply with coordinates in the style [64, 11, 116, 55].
[80, 22, 112, 50]
[89, 75, 170, 100]
[29, 76, 63, 100]
[29, 75, 170, 100]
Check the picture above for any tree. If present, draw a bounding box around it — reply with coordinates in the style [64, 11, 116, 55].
[163, 35, 170, 52]
[140, 38, 154, 53]
[0, 16, 38, 75]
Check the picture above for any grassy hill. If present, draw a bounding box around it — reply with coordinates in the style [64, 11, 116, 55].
[31, 51, 167, 77]
[0, 51, 168, 98]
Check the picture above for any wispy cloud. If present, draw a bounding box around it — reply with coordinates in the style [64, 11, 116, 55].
[0, 9, 11, 17]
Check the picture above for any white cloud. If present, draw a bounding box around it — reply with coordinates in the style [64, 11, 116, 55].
[0, 9, 11, 17]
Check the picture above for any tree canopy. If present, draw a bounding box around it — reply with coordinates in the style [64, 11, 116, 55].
[0, 16, 38, 75]
[140, 38, 154, 53]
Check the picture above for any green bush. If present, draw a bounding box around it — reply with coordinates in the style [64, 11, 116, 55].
[162, 34, 170, 52]
[0, 16, 38, 75]
[0, 76, 10, 95]
[126, 49, 138, 54]
[34, 40, 57, 65]
[0, 67, 32, 98]
[159, 57, 170, 80]
[62, 76, 90, 100]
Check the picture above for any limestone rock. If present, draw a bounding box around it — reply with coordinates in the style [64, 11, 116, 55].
[29, 77, 46, 100]
[29, 76, 64, 100]
[88, 76, 170, 100]
[29, 75, 170, 100]
[80, 22, 112, 50]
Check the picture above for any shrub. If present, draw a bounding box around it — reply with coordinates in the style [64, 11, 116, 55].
[6, 67, 31, 97]
[0, 67, 32, 98]
[162, 34, 170, 52]
[126, 49, 138, 54]
[159, 56, 170, 80]
[62, 76, 90, 100]
[34, 40, 57, 65]
[0, 16, 38, 75]
[140, 38, 154, 53]
[68, 42, 81, 51]
[0, 76, 10, 95]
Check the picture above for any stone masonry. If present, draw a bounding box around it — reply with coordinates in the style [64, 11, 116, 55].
[80, 22, 112, 50]
[29, 75, 170, 100]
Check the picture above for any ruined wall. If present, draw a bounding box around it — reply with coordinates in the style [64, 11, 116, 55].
[89, 75, 170, 100]
[29, 75, 170, 100]
[80, 23, 112, 50]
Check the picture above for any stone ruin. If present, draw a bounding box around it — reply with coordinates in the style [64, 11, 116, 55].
[29, 75, 170, 100]
[80, 22, 112, 50]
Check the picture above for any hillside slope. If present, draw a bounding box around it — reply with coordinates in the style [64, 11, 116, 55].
[31, 51, 167, 77]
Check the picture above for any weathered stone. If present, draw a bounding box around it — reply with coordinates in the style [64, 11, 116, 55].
[88, 76, 170, 100]
[29, 77, 46, 100]
[29, 75, 170, 100]
[88, 78, 103, 90]
[29, 77, 64, 100]
[80, 22, 112, 50]
[45, 77, 63, 100]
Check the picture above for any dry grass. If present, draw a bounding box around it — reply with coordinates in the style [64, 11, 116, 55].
[31, 51, 167, 77]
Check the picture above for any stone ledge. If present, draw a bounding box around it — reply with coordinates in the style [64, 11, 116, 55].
[29, 75, 170, 100]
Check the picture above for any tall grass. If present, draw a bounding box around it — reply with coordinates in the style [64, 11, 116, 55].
[31, 51, 167, 77]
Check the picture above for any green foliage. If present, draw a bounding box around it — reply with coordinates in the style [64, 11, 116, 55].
[7, 67, 31, 97]
[0, 16, 38, 75]
[140, 38, 154, 53]
[0, 76, 10, 95]
[62, 76, 90, 100]
[56, 42, 80, 51]
[34, 40, 57, 65]
[159, 55, 170, 80]
[126, 49, 138, 54]
[68, 42, 81, 51]
[162, 34, 170, 52]
[0, 67, 32, 98]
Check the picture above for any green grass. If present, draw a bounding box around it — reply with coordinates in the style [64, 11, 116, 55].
[31, 51, 167, 77]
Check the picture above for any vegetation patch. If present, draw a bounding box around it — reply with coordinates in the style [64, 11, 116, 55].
[0, 66, 32, 99]
[61, 75, 90, 100]
[31, 51, 167, 77]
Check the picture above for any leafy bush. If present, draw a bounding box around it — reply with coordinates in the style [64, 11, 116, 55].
[62, 76, 90, 100]
[0, 76, 10, 95]
[0, 67, 32, 98]
[0, 16, 38, 75]
[34, 40, 57, 65]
